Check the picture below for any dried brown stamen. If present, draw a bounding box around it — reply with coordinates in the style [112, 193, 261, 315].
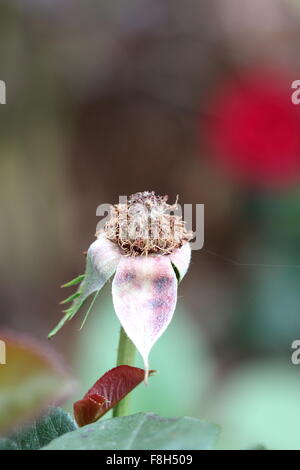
[103, 191, 193, 256]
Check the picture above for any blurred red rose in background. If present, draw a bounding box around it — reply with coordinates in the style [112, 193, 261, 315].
[204, 69, 300, 188]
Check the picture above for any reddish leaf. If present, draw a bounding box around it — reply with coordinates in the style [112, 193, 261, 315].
[73, 365, 155, 427]
[73, 396, 107, 428]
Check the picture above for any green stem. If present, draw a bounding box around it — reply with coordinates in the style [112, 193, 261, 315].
[113, 327, 136, 418]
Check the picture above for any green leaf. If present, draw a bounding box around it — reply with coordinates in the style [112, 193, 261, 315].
[248, 444, 267, 450]
[0, 438, 18, 450]
[43, 412, 220, 450]
[0, 408, 76, 450]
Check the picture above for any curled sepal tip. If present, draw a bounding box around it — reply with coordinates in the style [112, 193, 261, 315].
[170, 242, 191, 282]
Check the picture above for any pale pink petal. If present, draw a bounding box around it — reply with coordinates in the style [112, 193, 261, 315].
[85, 233, 122, 299]
[112, 255, 177, 372]
[169, 242, 191, 281]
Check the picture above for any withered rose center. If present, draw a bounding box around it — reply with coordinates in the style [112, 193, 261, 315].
[103, 191, 193, 256]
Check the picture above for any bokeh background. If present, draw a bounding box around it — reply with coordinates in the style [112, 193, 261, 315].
[2, 0, 300, 449]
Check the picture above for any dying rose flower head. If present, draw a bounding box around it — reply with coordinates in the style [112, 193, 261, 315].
[49, 191, 193, 373]
[104, 191, 192, 256]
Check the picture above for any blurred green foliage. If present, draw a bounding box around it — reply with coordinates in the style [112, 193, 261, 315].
[209, 361, 300, 450]
[70, 284, 216, 419]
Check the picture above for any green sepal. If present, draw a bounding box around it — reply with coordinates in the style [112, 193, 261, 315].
[48, 303, 83, 338]
[61, 274, 85, 288]
[48, 235, 121, 339]
[60, 292, 81, 305]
